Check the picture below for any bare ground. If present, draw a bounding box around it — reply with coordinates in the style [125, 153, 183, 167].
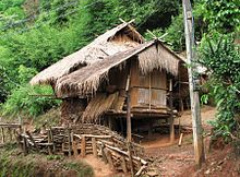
[141, 106, 240, 177]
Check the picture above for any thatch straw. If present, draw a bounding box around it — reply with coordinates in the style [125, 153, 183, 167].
[55, 40, 185, 97]
[138, 43, 179, 76]
[82, 92, 119, 122]
[30, 21, 144, 85]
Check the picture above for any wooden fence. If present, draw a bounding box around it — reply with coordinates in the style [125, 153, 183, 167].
[15, 124, 149, 176]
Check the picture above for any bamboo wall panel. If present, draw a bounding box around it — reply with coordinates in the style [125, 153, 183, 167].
[130, 60, 167, 108]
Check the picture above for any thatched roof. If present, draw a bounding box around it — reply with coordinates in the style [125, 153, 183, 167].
[55, 40, 185, 98]
[30, 21, 144, 85]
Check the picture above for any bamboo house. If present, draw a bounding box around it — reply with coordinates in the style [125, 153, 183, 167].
[30, 21, 188, 139]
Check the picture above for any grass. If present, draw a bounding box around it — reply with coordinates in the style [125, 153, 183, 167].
[0, 143, 94, 177]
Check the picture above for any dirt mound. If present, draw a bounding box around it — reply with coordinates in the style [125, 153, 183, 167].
[179, 145, 240, 177]
[81, 155, 126, 177]
[0, 144, 94, 177]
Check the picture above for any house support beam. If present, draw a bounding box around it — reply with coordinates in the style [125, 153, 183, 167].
[169, 79, 175, 143]
[126, 75, 132, 142]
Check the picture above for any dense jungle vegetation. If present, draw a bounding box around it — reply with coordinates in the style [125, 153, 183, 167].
[0, 0, 239, 139]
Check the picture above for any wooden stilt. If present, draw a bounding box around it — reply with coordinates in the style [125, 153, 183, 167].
[126, 75, 132, 142]
[120, 119, 124, 136]
[108, 117, 113, 130]
[169, 79, 175, 143]
[148, 120, 153, 139]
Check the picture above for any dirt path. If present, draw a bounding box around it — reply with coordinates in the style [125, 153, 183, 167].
[142, 106, 216, 177]
[83, 106, 216, 177]
[80, 155, 126, 177]
[143, 133, 195, 177]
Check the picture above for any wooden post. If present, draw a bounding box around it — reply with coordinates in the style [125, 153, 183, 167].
[100, 143, 107, 163]
[67, 128, 72, 156]
[108, 117, 114, 130]
[121, 156, 128, 173]
[50, 128, 55, 153]
[8, 128, 12, 141]
[1, 128, 4, 143]
[104, 148, 114, 169]
[23, 127, 28, 155]
[81, 135, 86, 157]
[47, 129, 52, 155]
[147, 120, 153, 139]
[26, 131, 39, 151]
[126, 75, 132, 142]
[182, 0, 205, 168]
[92, 137, 97, 157]
[127, 142, 134, 176]
[72, 141, 78, 157]
[120, 118, 124, 136]
[169, 79, 175, 143]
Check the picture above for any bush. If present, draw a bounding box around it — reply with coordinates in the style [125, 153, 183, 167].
[198, 33, 240, 140]
[1, 85, 61, 118]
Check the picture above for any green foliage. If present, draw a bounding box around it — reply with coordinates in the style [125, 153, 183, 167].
[0, 0, 184, 119]
[164, 14, 185, 51]
[199, 34, 240, 139]
[0, 145, 94, 177]
[0, 66, 8, 103]
[1, 85, 61, 118]
[202, 0, 240, 33]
